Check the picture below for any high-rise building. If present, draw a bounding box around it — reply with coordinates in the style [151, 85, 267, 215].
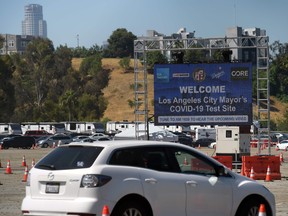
[22, 4, 47, 38]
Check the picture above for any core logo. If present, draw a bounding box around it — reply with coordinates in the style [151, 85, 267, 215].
[192, 68, 206, 82]
[231, 67, 249, 80]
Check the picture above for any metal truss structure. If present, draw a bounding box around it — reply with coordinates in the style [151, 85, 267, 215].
[134, 36, 270, 154]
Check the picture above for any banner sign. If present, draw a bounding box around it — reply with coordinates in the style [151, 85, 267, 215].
[154, 63, 252, 126]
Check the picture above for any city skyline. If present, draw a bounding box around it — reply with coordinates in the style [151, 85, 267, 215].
[0, 0, 287, 48]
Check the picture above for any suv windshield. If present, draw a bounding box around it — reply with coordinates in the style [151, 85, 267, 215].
[35, 146, 103, 170]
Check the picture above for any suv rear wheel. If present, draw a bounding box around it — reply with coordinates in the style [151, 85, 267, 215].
[112, 200, 150, 216]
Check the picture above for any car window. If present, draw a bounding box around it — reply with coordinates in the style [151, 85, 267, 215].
[35, 146, 103, 170]
[171, 148, 216, 175]
[109, 147, 172, 172]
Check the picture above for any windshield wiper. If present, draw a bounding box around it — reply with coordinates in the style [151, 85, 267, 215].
[38, 164, 56, 170]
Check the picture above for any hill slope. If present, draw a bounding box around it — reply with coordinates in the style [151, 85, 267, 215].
[72, 58, 288, 124]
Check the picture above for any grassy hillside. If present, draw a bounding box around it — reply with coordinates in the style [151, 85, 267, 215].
[72, 58, 288, 124]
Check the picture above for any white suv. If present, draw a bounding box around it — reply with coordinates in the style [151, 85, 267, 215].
[22, 140, 275, 216]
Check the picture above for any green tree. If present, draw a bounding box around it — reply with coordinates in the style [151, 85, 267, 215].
[77, 93, 107, 121]
[269, 42, 288, 101]
[12, 38, 55, 120]
[146, 51, 168, 71]
[277, 110, 288, 131]
[183, 49, 209, 63]
[72, 46, 88, 58]
[47, 45, 77, 103]
[60, 89, 78, 121]
[0, 55, 15, 121]
[78, 53, 110, 120]
[119, 57, 131, 72]
[104, 28, 137, 58]
[0, 35, 4, 48]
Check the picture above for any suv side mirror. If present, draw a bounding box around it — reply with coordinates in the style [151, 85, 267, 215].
[216, 165, 226, 176]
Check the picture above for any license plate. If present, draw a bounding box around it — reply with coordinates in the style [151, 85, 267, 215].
[46, 182, 60, 194]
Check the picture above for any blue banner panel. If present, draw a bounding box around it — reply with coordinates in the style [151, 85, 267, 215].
[154, 63, 252, 126]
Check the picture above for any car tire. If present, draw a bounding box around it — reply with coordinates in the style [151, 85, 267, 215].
[112, 200, 149, 216]
[236, 198, 271, 216]
[43, 143, 49, 148]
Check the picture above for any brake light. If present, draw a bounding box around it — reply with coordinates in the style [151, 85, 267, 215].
[80, 174, 111, 188]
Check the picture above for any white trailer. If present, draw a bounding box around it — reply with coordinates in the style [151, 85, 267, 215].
[216, 126, 250, 162]
[0, 123, 22, 135]
[106, 121, 136, 134]
[64, 122, 105, 134]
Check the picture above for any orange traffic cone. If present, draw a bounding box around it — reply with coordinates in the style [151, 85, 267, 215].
[265, 165, 273, 182]
[5, 160, 12, 174]
[102, 205, 110, 216]
[258, 204, 266, 216]
[22, 155, 27, 167]
[22, 166, 28, 182]
[31, 159, 35, 168]
[280, 153, 284, 163]
[184, 157, 188, 165]
[250, 167, 255, 180]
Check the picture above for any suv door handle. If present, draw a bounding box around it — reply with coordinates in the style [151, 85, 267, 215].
[186, 180, 198, 187]
[145, 178, 158, 184]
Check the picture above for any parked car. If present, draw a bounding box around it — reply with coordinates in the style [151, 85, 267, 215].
[250, 134, 271, 143]
[275, 141, 288, 151]
[79, 136, 111, 143]
[37, 134, 72, 148]
[0, 134, 22, 144]
[24, 130, 51, 139]
[1, 136, 35, 149]
[89, 133, 108, 139]
[172, 131, 193, 146]
[71, 135, 90, 142]
[193, 138, 216, 147]
[21, 140, 275, 216]
[146, 130, 178, 142]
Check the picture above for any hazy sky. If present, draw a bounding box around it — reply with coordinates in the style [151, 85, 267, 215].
[1, 0, 287, 48]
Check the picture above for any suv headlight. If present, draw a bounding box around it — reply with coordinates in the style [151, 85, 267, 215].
[81, 174, 111, 188]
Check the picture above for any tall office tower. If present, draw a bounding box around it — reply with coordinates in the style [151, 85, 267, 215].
[22, 4, 47, 38]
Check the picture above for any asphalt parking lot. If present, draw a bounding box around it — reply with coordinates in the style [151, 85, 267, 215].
[0, 146, 287, 216]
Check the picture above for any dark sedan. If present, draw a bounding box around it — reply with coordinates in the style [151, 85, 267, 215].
[193, 138, 216, 148]
[2, 136, 35, 149]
